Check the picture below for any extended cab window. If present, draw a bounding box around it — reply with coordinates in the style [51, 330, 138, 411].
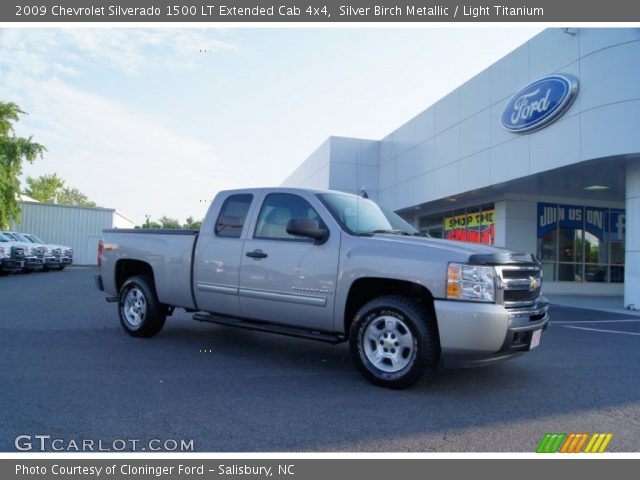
[215, 194, 253, 238]
[254, 193, 324, 241]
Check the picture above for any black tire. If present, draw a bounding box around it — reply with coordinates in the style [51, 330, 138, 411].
[349, 295, 440, 389]
[118, 275, 166, 337]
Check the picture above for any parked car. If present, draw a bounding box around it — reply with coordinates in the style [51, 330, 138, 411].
[1, 231, 44, 273]
[22, 233, 73, 271]
[0, 232, 25, 275]
[96, 188, 548, 389]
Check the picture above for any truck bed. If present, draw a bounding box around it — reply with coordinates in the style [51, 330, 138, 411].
[101, 229, 198, 309]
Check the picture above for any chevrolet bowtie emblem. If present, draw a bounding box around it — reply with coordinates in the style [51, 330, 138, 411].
[529, 276, 540, 292]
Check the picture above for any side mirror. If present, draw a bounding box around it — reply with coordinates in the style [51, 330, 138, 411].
[286, 218, 329, 244]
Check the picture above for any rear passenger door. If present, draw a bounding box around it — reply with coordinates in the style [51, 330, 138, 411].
[193, 193, 254, 316]
[238, 193, 340, 331]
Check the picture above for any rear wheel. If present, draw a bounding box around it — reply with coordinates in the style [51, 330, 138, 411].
[118, 275, 166, 337]
[349, 295, 439, 389]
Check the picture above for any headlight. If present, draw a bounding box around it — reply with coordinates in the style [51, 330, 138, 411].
[0, 246, 8, 258]
[25, 246, 34, 255]
[447, 262, 495, 302]
[46, 248, 53, 255]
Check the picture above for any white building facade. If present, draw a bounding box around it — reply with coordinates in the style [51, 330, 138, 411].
[283, 28, 640, 307]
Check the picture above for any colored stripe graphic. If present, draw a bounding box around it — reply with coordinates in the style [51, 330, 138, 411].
[537, 433, 565, 453]
[568, 433, 588, 453]
[584, 433, 601, 453]
[598, 433, 613, 453]
[559, 433, 575, 453]
[537, 433, 613, 453]
[574, 433, 590, 452]
[584, 433, 613, 453]
[536, 433, 552, 453]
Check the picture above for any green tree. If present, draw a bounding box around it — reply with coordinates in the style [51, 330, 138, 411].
[24, 173, 64, 202]
[184, 216, 202, 230]
[158, 216, 181, 229]
[0, 102, 46, 229]
[24, 173, 97, 207]
[57, 187, 97, 207]
[141, 215, 161, 229]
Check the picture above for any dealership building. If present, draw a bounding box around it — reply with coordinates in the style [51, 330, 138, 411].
[283, 28, 640, 308]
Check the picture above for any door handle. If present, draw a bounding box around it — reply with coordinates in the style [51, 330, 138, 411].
[246, 249, 268, 259]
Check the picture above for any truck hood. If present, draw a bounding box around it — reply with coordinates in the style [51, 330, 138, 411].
[47, 244, 71, 250]
[2, 241, 34, 250]
[367, 233, 538, 265]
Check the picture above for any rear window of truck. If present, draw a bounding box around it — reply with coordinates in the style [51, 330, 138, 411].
[215, 194, 253, 238]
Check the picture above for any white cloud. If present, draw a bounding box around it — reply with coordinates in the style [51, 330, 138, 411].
[59, 29, 237, 73]
[0, 28, 242, 223]
[19, 79, 247, 223]
[0, 28, 237, 77]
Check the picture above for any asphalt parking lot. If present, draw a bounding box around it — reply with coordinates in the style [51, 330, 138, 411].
[1, 267, 639, 452]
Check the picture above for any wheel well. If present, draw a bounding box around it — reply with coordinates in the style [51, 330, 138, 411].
[115, 260, 154, 292]
[344, 278, 438, 338]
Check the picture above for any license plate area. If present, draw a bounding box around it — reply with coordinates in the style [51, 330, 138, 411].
[529, 329, 542, 350]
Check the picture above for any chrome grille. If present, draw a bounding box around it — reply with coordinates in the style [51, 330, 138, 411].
[53, 248, 62, 257]
[496, 264, 543, 308]
[65, 248, 73, 257]
[11, 246, 25, 259]
[34, 246, 46, 258]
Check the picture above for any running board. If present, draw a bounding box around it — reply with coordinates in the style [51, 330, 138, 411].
[192, 313, 345, 344]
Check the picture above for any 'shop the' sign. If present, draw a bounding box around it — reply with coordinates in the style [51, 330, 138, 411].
[501, 74, 578, 133]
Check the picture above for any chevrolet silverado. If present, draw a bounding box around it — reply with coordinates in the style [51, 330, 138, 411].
[95, 188, 548, 388]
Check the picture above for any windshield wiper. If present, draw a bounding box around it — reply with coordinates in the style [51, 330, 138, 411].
[368, 229, 411, 236]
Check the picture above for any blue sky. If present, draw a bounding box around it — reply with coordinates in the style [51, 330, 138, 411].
[0, 27, 542, 223]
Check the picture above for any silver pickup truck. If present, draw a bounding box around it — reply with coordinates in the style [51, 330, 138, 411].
[96, 188, 548, 389]
[0, 232, 25, 275]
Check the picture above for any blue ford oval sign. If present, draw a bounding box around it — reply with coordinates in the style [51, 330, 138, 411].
[501, 74, 578, 133]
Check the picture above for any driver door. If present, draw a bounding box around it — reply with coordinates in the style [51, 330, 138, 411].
[238, 193, 340, 331]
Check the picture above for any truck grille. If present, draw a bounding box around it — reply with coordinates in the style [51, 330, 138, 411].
[34, 246, 46, 258]
[11, 246, 25, 259]
[53, 248, 62, 257]
[64, 248, 73, 257]
[504, 288, 542, 304]
[496, 265, 543, 308]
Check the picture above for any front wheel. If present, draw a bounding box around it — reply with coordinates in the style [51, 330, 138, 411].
[118, 275, 166, 337]
[349, 295, 440, 389]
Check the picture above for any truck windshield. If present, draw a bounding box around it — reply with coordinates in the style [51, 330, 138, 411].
[318, 193, 418, 236]
[10, 232, 30, 242]
[27, 234, 44, 243]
